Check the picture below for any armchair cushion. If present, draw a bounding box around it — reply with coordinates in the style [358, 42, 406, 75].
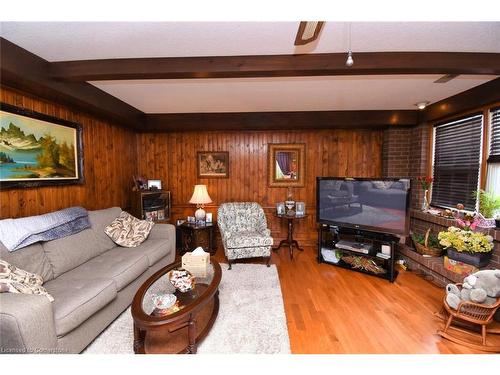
[226, 230, 273, 248]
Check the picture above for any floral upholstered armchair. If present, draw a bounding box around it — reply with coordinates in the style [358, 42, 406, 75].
[217, 202, 273, 269]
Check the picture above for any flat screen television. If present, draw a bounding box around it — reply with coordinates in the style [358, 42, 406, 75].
[316, 177, 411, 236]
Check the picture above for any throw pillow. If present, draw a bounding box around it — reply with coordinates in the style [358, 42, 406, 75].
[104, 211, 154, 248]
[372, 181, 394, 190]
[0, 259, 54, 302]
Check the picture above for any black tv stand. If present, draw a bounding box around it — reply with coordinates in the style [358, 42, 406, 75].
[318, 225, 399, 282]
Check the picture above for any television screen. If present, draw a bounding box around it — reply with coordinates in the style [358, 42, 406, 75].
[317, 178, 410, 235]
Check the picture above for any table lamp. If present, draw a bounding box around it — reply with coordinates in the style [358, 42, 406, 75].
[189, 184, 212, 222]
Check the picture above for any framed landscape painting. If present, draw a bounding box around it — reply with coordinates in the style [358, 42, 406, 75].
[197, 151, 229, 178]
[268, 143, 305, 187]
[0, 103, 83, 189]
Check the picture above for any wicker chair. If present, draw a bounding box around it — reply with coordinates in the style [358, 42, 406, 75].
[217, 202, 273, 270]
[437, 283, 500, 352]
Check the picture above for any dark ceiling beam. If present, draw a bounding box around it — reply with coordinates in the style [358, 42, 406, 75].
[423, 77, 500, 122]
[142, 110, 418, 132]
[50, 52, 500, 82]
[0, 37, 144, 130]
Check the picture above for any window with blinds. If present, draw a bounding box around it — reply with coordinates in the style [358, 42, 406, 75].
[431, 114, 483, 211]
[489, 107, 500, 162]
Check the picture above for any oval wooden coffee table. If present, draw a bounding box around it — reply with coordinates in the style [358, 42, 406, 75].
[131, 258, 221, 354]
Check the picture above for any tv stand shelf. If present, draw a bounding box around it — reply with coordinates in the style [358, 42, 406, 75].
[318, 225, 398, 282]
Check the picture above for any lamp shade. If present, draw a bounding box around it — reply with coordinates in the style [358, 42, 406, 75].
[189, 184, 212, 204]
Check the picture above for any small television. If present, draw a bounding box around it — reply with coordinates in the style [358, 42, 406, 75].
[316, 177, 410, 236]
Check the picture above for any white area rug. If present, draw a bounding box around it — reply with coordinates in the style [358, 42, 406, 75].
[83, 264, 290, 354]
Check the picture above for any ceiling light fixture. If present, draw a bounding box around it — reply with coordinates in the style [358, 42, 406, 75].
[415, 101, 430, 110]
[346, 23, 354, 67]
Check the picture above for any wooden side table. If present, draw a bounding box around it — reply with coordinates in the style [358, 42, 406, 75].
[272, 214, 308, 260]
[177, 222, 217, 256]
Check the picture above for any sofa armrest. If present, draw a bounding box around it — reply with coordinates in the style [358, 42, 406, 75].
[148, 223, 175, 240]
[0, 293, 58, 354]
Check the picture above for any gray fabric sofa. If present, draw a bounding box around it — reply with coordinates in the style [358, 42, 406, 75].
[0, 207, 175, 354]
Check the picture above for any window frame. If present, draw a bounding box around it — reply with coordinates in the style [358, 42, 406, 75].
[428, 102, 500, 212]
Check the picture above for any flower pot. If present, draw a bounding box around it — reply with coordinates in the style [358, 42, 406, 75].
[446, 248, 492, 268]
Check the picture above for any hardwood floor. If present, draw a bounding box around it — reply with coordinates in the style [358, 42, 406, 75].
[213, 245, 490, 354]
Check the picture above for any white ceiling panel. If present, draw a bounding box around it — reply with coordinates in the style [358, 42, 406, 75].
[90, 75, 497, 113]
[1, 22, 499, 61]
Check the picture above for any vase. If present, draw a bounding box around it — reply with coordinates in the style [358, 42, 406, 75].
[446, 248, 492, 268]
[421, 189, 430, 211]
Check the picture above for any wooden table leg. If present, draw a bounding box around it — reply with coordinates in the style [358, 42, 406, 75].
[187, 317, 197, 354]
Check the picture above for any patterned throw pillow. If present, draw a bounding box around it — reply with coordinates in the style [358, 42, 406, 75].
[372, 181, 394, 190]
[0, 259, 54, 302]
[104, 211, 154, 248]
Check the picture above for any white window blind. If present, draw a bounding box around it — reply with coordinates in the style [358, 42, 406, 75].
[431, 114, 483, 211]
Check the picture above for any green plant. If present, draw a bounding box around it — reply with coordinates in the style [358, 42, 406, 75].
[411, 232, 440, 248]
[438, 226, 494, 253]
[475, 190, 500, 218]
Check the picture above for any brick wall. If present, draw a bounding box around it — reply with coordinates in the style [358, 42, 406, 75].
[382, 123, 430, 209]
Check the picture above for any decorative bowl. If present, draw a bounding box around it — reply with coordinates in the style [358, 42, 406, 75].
[152, 293, 177, 310]
[168, 268, 195, 293]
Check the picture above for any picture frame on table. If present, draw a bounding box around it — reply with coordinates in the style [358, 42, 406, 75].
[147, 179, 162, 190]
[296, 202, 306, 216]
[205, 213, 213, 223]
[276, 202, 285, 215]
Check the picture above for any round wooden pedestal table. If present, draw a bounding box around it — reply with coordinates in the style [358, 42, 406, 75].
[131, 258, 221, 354]
[272, 213, 308, 260]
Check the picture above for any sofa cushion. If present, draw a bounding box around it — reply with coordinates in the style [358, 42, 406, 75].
[226, 231, 273, 249]
[57, 247, 149, 291]
[131, 238, 171, 266]
[104, 211, 154, 248]
[42, 228, 103, 278]
[88, 207, 123, 251]
[0, 242, 54, 282]
[44, 277, 116, 337]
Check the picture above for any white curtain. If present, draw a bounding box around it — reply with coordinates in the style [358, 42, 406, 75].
[486, 163, 500, 195]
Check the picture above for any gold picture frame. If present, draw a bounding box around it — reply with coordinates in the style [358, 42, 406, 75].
[267, 143, 305, 187]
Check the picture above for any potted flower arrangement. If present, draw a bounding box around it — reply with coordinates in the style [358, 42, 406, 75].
[438, 226, 494, 267]
[417, 176, 433, 211]
[475, 189, 500, 228]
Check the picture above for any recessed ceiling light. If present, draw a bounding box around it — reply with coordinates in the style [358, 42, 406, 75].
[415, 101, 430, 110]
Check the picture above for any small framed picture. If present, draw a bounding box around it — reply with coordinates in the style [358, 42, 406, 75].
[157, 209, 165, 221]
[145, 211, 153, 220]
[147, 179, 162, 190]
[276, 202, 285, 215]
[187, 216, 196, 223]
[205, 212, 213, 223]
[296, 202, 306, 216]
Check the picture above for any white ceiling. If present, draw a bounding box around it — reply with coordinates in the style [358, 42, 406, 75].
[1, 22, 499, 61]
[91, 75, 497, 113]
[1, 22, 498, 113]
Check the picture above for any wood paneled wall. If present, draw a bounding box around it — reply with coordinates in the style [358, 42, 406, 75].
[0, 86, 137, 218]
[136, 130, 383, 245]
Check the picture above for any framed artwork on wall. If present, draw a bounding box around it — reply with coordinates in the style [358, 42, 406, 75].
[0, 103, 84, 190]
[268, 143, 305, 187]
[197, 151, 229, 178]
